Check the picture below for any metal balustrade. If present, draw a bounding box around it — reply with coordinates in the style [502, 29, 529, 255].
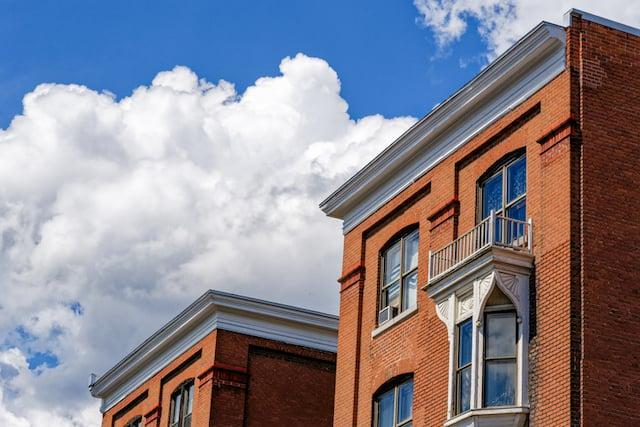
[428, 211, 532, 282]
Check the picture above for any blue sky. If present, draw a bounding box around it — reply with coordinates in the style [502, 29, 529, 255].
[0, 0, 487, 129]
[1, 1, 639, 426]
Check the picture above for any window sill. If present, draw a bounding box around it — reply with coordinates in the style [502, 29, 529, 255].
[371, 305, 418, 338]
[444, 407, 529, 427]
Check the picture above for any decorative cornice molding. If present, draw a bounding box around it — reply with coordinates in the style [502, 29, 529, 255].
[320, 22, 566, 234]
[90, 290, 338, 413]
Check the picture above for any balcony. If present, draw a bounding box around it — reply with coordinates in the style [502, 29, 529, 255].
[428, 211, 532, 284]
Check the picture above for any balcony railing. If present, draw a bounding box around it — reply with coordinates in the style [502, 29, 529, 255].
[428, 211, 532, 282]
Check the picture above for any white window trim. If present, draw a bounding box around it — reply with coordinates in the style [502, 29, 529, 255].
[431, 262, 531, 427]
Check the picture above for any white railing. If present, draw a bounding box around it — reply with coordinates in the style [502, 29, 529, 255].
[428, 211, 532, 281]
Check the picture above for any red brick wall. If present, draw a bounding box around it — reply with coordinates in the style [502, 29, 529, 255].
[333, 42, 576, 426]
[571, 13, 640, 426]
[101, 329, 336, 427]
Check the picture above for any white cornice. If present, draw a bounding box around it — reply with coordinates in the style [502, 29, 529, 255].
[320, 22, 566, 234]
[89, 290, 338, 413]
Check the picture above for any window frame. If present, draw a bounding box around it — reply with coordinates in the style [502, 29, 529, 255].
[373, 376, 414, 427]
[478, 153, 526, 222]
[124, 416, 142, 427]
[169, 379, 194, 427]
[482, 309, 518, 408]
[379, 228, 419, 324]
[454, 318, 473, 415]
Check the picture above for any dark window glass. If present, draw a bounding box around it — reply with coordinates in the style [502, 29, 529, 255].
[124, 416, 142, 427]
[481, 155, 526, 220]
[456, 319, 472, 414]
[380, 229, 419, 322]
[375, 378, 414, 427]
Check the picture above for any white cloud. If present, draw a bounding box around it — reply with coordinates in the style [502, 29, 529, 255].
[0, 54, 416, 426]
[414, 0, 640, 58]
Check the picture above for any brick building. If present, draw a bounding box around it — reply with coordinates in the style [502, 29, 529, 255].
[89, 290, 338, 427]
[320, 9, 640, 427]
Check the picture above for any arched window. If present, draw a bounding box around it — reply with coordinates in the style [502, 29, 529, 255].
[479, 153, 526, 245]
[124, 416, 142, 427]
[374, 376, 414, 427]
[169, 379, 194, 427]
[379, 228, 419, 324]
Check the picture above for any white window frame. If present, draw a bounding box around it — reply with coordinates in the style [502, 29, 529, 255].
[379, 229, 419, 325]
[433, 270, 530, 427]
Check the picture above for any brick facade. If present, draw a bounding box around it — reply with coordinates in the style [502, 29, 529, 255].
[91, 291, 337, 427]
[323, 10, 640, 427]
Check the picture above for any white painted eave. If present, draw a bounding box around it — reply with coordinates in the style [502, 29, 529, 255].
[320, 22, 566, 234]
[89, 290, 338, 413]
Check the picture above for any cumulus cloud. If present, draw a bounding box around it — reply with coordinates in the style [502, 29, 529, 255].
[414, 0, 640, 58]
[0, 54, 415, 426]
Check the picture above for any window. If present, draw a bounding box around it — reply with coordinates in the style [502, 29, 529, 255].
[452, 286, 519, 417]
[374, 377, 413, 427]
[170, 380, 194, 427]
[455, 319, 472, 414]
[480, 155, 526, 244]
[379, 229, 419, 324]
[483, 311, 517, 407]
[124, 416, 142, 427]
[480, 155, 526, 221]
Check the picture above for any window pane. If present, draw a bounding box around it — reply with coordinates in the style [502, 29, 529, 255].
[458, 320, 472, 367]
[172, 393, 182, 423]
[506, 198, 526, 222]
[186, 383, 194, 414]
[484, 360, 516, 406]
[403, 231, 419, 272]
[485, 312, 516, 358]
[184, 414, 192, 427]
[384, 244, 401, 284]
[377, 389, 395, 427]
[383, 281, 400, 310]
[482, 173, 503, 218]
[457, 367, 471, 413]
[507, 157, 526, 202]
[402, 272, 417, 310]
[397, 379, 413, 423]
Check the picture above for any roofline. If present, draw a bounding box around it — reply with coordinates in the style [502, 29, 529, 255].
[565, 9, 640, 36]
[320, 21, 566, 232]
[89, 290, 338, 412]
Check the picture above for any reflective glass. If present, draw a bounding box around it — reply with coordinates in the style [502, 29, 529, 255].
[402, 272, 417, 310]
[484, 360, 516, 406]
[458, 367, 471, 413]
[397, 380, 413, 423]
[507, 157, 526, 202]
[506, 198, 526, 222]
[482, 173, 503, 218]
[186, 383, 194, 414]
[485, 313, 516, 358]
[377, 389, 395, 427]
[172, 393, 182, 423]
[458, 320, 472, 367]
[384, 244, 401, 284]
[403, 231, 419, 272]
[384, 282, 400, 309]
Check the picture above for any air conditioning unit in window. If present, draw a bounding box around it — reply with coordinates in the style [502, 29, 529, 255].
[378, 305, 399, 325]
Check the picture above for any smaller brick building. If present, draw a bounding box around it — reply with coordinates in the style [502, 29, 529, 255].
[90, 290, 338, 427]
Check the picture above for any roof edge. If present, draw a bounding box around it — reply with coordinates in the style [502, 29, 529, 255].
[89, 290, 338, 412]
[319, 22, 566, 231]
